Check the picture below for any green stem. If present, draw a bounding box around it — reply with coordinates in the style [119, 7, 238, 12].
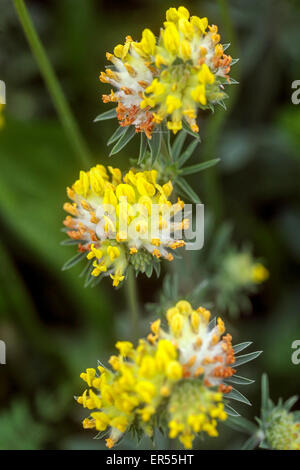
[126, 266, 140, 339]
[13, 0, 92, 168]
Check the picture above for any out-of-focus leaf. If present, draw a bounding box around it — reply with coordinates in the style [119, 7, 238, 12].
[225, 416, 258, 435]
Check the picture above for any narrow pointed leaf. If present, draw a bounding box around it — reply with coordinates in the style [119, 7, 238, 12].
[180, 158, 220, 175]
[224, 404, 240, 417]
[225, 416, 258, 435]
[175, 177, 201, 203]
[182, 119, 200, 139]
[107, 126, 127, 146]
[148, 130, 162, 162]
[62, 252, 86, 271]
[172, 130, 187, 161]
[177, 139, 199, 167]
[222, 43, 231, 51]
[226, 388, 251, 406]
[234, 351, 263, 367]
[138, 132, 148, 164]
[233, 342, 253, 354]
[284, 395, 299, 412]
[110, 126, 136, 156]
[60, 238, 84, 246]
[242, 434, 260, 450]
[261, 374, 269, 412]
[259, 440, 271, 449]
[94, 108, 117, 122]
[229, 78, 239, 85]
[225, 375, 254, 386]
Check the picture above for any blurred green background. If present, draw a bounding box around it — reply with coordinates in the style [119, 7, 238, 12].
[0, 0, 299, 450]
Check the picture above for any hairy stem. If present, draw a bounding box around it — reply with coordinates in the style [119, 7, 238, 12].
[13, 0, 92, 167]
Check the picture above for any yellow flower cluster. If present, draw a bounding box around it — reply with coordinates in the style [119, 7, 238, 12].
[63, 165, 187, 287]
[77, 301, 238, 448]
[168, 382, 227, 449]
[152, 300, 236, 391]
[266, 410, 300, 450]
[100, 6, 233, 136]
[78, 338, 183, 448]
[222, 252, 269, 287]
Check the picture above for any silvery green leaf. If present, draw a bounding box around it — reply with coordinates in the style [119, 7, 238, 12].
[60, 238, 84, 246]
[218, 100, 227, 110]
[224, 404, 240, 417]
[222, 43, 231, 51]
[226, 388, 251, 406]
[148, 130, 162, 162]
[153, 262, 161, 278]
[94, 108, 117, 122]
[172, 130, 187, 161]
[138, 132, 148, 164]
[107, 126, 127, 146]
[79, 260, 93, 278]
[228, 78, 239, 85]
[225, 375, 255, 385]
[225, 416, 258, 435]
[284, 395, 299, 411]
[261, 374, 270, 413]
[242, 434, 260, 450]
[180, 158, 220, 176]
[230, 58, 240, 66]
[233, 342, 253, 354]
[259, 440, 270, 449]
[62, 252, 86, 271]
[234, 350, 263, 367]
[145, 264, 153, 278]
[177, 139, 199, 167]
[110, 126, 136, 156]
[293, 411, 300, 420]
[175, 177, 201, 203]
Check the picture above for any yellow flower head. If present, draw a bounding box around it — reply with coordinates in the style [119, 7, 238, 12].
[77, 302, 245, 449]
[100, 6, 234, 136]
[63, 165, 186, 287]
[157, 301, 236, 391]
[266, 409, 300, 450]
[77, 337, 183, 448]
[168, 382, 227, 448]
[222, 252, 269, 287]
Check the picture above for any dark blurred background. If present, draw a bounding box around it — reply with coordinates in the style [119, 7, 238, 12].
[0, 0, 299, 449]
